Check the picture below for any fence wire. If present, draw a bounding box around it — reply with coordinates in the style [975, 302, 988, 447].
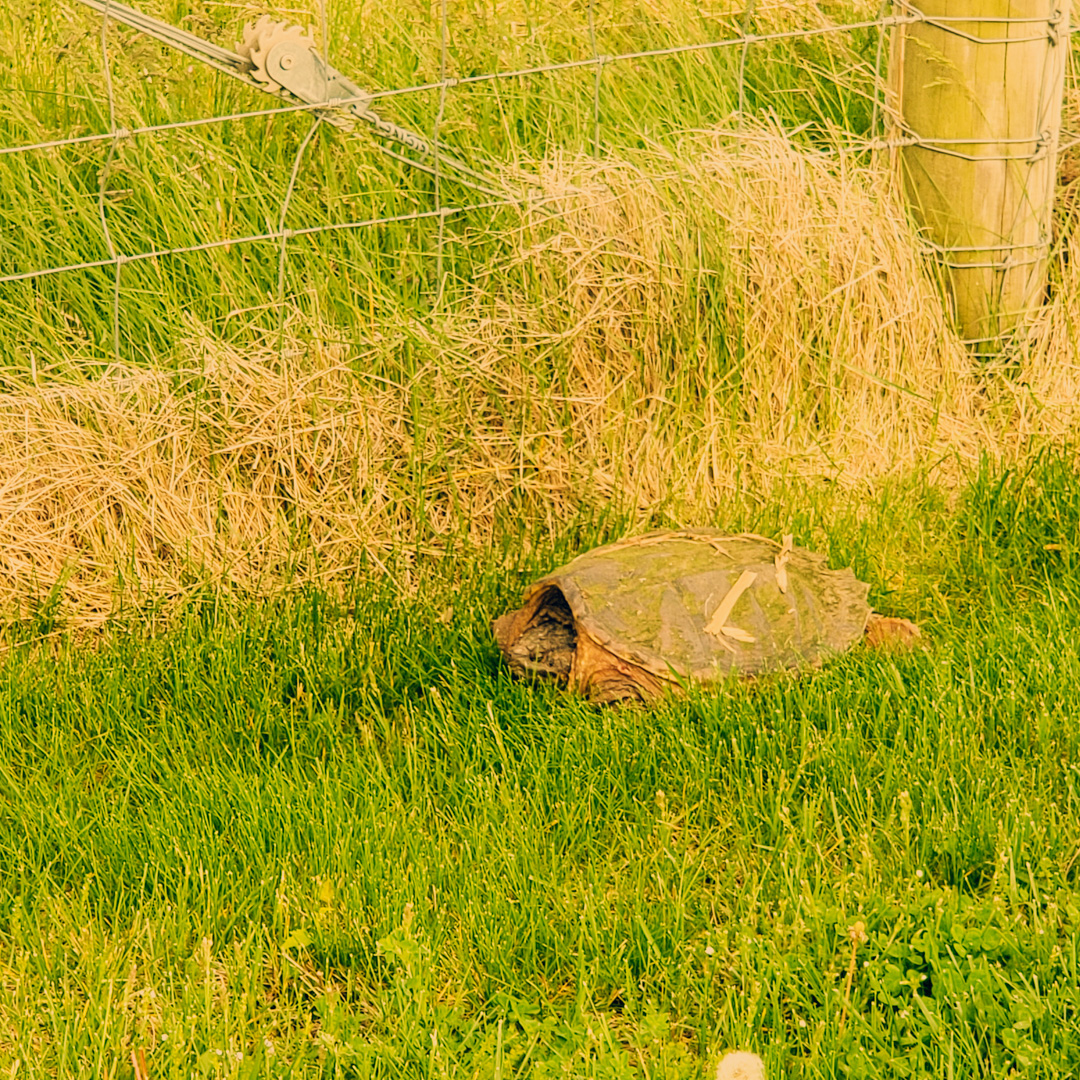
[0, 0, 1075, 353]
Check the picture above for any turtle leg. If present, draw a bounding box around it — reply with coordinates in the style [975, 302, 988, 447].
[572, 629, 665, 704]
[863, 614, 921, 650]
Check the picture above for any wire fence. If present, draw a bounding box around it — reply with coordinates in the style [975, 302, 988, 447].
[0, 0, 1075, 353]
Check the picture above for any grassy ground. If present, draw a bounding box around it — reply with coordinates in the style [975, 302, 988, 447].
[2, 2, 1080, 1077]
[1, 453, 1080, 1077]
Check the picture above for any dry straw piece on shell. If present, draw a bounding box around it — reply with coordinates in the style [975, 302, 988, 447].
[1, 125, 1078, 625]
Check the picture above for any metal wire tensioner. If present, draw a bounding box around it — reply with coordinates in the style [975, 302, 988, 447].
[76, 0, 511, 200]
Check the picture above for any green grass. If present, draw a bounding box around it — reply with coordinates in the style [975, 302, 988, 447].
[2, 452, 1080, 1078]
[0, 0, 882, 363]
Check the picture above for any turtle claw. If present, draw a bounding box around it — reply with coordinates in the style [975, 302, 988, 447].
[863, 614, 922, 650]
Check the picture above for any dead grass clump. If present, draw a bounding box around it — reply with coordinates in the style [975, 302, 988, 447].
[451, 127, 994, 501]
[0, 349, 374, 622]
[3, 124, 1078, 625]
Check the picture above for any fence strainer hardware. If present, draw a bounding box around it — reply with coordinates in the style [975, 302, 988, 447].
[76, 0, 511, 200]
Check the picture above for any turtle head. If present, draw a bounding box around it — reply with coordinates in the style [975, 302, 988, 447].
[492, 585, 576, 682]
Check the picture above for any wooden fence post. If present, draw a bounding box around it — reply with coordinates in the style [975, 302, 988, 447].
[888, 1, 1071, 346]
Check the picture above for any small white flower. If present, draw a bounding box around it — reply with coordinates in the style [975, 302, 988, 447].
[705, 946, 715, 956]
[915, 869, 924, 879]
[717, 1050, 766, 1080]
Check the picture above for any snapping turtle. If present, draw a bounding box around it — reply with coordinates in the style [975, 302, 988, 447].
[493, 530, 919, 703]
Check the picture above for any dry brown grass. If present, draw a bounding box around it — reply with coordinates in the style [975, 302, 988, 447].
[4, 125, 1079, 625]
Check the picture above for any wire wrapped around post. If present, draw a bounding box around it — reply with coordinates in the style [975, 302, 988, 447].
[887, 1, 1071, 348]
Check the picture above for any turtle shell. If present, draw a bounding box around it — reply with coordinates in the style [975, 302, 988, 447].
[493, 530, 873, 702]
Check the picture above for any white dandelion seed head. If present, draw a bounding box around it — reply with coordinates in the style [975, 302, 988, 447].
[716, 1050, 766, 1080]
